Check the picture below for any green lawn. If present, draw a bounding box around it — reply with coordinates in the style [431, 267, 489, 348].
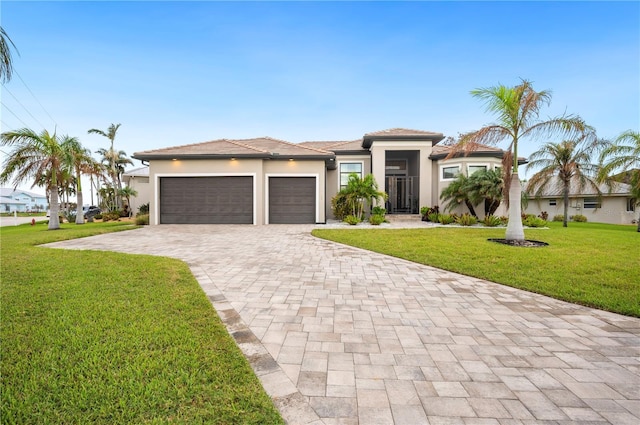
[313, 222, 640, 317]
[1, 222, 283, 424]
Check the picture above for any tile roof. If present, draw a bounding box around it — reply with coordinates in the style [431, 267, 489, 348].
[431, 142, 504, 156]
[299, 139, 366, 152]
[526, 179, 632, 197]
[364, 127, 445, 137]
[133, 137, 334, 159]
[122, 166, 149, 177]
[0, 188, 47, 198]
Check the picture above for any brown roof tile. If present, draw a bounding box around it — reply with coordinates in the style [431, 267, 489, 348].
[364, 128, 444, 137]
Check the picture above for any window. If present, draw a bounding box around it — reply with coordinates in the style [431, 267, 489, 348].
[549, 199, 557, 206]
[442, 166, 460, 180]
[627, 198, 636, 212]
[339, 162, 363, 190]
[583, 197, 601, 209]
[468, 165, 487, 176]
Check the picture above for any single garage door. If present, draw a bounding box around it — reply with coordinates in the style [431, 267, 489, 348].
[269, 177, 316, 224]
[160, 176, 253, 224]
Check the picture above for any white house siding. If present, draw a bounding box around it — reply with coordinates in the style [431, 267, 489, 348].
[525, 196, 637, 225]
[126, 176, 151, 216]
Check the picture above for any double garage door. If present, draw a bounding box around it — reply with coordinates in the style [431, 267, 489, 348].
[159, 176, 316, 224]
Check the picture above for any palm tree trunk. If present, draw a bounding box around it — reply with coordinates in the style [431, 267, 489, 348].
[563, 184, 569, 228]
[48, 186, 60, 230]
[505, 173, 525, 241]
[464, 201, 477, 217]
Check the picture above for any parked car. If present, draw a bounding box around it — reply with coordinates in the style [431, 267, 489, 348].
[83, 206, 101, 219]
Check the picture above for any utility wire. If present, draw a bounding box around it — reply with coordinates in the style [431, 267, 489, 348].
[2, 84, 48, 129]
[1, 101, 30, 128]
[10, 70, 61, 131]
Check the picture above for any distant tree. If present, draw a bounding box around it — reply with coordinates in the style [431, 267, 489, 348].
[89, 123, 122, 208]
[526, 134, 603, 227]
[0, 128, 65, 229]
[62, 137, 95, 224]
[450, 80, 589, 241]
[1, 26, 18, 83]
[118, 186, 138, 216]
[598, 130, 640, 232]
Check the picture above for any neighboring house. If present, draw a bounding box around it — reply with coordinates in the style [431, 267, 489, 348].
[0, 188, 48, 213]
[524, 179, 636, 225]
[122, 166, 151, 215]
[132, 128, 515, 225]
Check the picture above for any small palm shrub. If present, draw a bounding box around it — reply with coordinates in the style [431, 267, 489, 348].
[368, 214, 385, 225]
[482, 214, 502, 227]
[344, 215, 360, 225]
[499, 216, 509, 225]
[455, 213, 477, 226]
[371, 206, 386, 217]
[538, 211, 549, 221]
[135, 214, 149, 225]
[427, 212, 440, 223]
[572, 214, 588, 222]
[137, 202, 149, 215]
[553, 214, 564, 222]
[523, 215, 547, 227]
[438, 214, 455, 225]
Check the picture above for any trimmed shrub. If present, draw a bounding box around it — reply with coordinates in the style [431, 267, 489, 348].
[455, 213, 477, 226]
[135, 214, 149, 225]
[572, 214, 588, 222]
[344, 215, 360, 225]
[331, 192, 351, 221]
[427, 212, 440, 223]
[368, 214, 385, 225]
[137, 203, 149, 215]
[552, 214, 564, 222]
[101, 211, 121, 222]
[523, 215, 547, 227]
[371, 206, 386, 217]
[482, 214, 502, 227]
[438, 214, 455, 225]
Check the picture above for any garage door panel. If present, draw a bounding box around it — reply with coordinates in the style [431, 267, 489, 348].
[160, 176, 253, 224]
[269, 177, 316, 224]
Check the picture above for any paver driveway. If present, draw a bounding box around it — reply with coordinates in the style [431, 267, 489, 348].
[46, 224, 640, 424]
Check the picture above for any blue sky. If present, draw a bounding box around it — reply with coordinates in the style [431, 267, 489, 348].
[1, 1, 639, 193]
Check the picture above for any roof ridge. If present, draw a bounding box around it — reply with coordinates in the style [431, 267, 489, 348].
[259, 136, 335, 155]
[227, 139, 271, 153]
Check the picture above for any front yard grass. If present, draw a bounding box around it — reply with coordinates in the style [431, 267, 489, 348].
[313, 222, 639, 317]
[1, 222, 283, 424]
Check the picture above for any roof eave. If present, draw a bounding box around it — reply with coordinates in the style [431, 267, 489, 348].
[362, 134, 445, 149]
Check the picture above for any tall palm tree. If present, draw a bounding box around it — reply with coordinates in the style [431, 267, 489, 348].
[88, 123, 121, 208]
[1, 26, 18, 83]
[599, 130, 640, 232]
[453, 80, 588, 241]
[61, 137, 94, 224]
[526, 135, 605, 227]
[0, 128, 65, 230]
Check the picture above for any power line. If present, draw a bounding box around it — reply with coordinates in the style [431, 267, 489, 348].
[2, 84, 48, 129]
[0, 101, 30, 128]
[10, 70, 61, 131]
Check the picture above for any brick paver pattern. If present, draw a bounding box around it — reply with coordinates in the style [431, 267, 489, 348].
[47, 225, 640, 425]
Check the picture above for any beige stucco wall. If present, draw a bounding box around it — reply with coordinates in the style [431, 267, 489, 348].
[369, 141, 434, 213]
[148, 158, 327, 225]
[524, 196, 637, 225]
[434, 157, 505, 218]
[326, 155, 372, 219]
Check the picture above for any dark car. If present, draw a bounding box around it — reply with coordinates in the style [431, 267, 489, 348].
[83, 206, 101, 219]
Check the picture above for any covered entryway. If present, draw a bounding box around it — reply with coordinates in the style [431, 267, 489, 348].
[159, 176, 253, 224]
[268, 177, 316, 224]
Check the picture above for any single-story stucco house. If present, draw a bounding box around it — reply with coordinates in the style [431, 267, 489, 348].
[524, 179, 637, 225]
[132, 128, 514, 225]
[122, 166, 151, 215]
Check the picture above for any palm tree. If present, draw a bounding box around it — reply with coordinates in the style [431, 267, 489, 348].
[0, 128, 65, 230]
[453, 80, 588, 241]
[88, 123, 121, 208]
[341, 173, 386, 220]
[467, 169, 504, 216]
[61, 137, 94, 224]
[599, 130, 640, 231]
[526, 135, 604, 227]
[440, 173, 477, 216]
[118, 186, 138, 216]
[1, 26, 18, 83]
